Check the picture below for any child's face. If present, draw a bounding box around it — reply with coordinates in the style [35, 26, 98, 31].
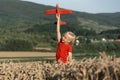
[62, 34, 71, 44]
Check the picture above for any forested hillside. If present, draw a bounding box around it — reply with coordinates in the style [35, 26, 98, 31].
[0, 0, 120, 53]
[0, 0, 120, 32]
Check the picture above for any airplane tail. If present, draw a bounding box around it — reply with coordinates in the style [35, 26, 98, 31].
[54, 21, 66, 25]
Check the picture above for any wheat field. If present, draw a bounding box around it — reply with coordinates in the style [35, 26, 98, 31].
[0, 52, 120, 80]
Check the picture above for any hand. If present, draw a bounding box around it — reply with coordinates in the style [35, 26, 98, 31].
[56, 14, 60, 20]
[67, 59, 74, 65]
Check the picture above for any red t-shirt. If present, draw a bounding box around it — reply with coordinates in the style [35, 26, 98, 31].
[56, 41, 72, 63]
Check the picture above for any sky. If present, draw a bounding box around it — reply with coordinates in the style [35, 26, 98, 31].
[22, 0, 120, 13]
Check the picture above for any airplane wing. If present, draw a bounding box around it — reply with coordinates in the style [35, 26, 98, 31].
[45, 9, 72, 14]
[60, 10, 72, 14]
[45, 9, 56, 14]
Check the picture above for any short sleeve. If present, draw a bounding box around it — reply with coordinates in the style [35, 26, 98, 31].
[68, 45, 72, 52]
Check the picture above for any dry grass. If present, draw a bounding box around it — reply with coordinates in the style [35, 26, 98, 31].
[0, 52, 120, 80]
[0, 52, 55, 57]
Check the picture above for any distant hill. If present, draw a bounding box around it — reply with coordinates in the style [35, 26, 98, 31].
[0, 0, 120, 33]
[0, 0, 120, 52]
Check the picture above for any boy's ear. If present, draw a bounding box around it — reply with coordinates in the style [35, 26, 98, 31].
[67, 40, 70, 42]
[67, 40, 71, 43]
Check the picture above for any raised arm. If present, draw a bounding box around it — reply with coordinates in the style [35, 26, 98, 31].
[56, 14, 61, 42]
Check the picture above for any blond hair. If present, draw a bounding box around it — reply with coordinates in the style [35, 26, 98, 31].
[63, 31, 76, 45]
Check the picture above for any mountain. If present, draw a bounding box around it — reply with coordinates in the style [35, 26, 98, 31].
[0, 0, 120, 52]
[0, 0, 120, 33]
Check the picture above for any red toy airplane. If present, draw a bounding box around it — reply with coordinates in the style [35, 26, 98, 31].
[44, 4, 72, 25]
